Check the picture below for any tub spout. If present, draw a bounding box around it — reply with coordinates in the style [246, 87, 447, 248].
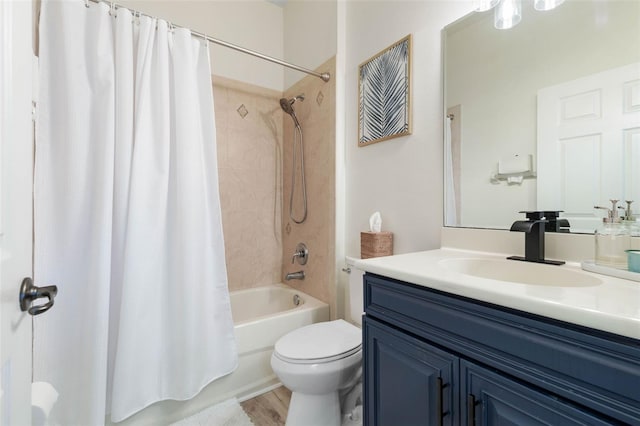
[285, 271, 305, 281]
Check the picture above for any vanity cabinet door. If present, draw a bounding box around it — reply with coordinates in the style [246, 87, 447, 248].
[461, 360, 613, 426]
[363, 316, 458, 426]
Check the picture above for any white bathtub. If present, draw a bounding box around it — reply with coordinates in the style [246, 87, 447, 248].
[108, 284, 329, 426]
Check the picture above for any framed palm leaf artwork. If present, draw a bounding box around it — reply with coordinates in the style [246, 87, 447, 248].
[358, 35, 412, 147]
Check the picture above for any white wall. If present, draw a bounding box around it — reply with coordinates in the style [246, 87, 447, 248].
[120, 0, 285, 91]
[283, 0, 337, 89]
[343, 1, 472, 258]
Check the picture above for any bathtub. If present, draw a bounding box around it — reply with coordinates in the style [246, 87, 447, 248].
[107, 284, 329, 426]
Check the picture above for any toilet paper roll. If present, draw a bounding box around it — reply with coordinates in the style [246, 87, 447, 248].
[32, 381, 59, 426]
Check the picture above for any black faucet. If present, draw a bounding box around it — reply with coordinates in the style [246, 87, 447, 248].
[507, 211, 565, 265]
[543, 210, 570, 233]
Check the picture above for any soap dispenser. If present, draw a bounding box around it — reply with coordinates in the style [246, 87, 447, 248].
[594, 200, 631, 269]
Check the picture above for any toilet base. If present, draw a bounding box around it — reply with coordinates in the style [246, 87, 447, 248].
[285, 391, 340, 426]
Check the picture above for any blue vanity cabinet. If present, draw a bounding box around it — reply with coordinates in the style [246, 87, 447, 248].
[363, 273, 640, 426]
[364, 316, 458, 426]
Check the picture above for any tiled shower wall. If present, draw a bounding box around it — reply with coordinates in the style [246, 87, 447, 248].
[282, 57, 337, 315]
[213, 76, 284, 292]
[213, 57, 336, 314]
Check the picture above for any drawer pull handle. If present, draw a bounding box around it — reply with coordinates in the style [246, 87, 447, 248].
[436, 377, 449, 426]
[467, 394, 477, 426]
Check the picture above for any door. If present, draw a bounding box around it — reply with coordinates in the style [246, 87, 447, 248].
[461, 360, 612, 426]
[1, 0, 34, 424]
[364, 317, 458, 426]
[537, 63, 640, 233]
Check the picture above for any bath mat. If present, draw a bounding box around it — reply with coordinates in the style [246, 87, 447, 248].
[169, 398, 254, 426]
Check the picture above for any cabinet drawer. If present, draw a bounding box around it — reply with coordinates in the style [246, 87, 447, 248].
[364, 273, 640, 425]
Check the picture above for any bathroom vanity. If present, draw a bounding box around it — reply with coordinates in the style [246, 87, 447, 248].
[355, 249, 640, 426]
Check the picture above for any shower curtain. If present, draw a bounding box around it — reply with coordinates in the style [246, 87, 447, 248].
[444, 116, 457, 226]
[34, 1, 237, 424]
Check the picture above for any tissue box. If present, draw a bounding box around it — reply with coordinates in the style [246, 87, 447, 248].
[361, 232, 393, 259]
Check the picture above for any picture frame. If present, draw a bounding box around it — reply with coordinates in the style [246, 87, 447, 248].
[358, 34, 412, 147]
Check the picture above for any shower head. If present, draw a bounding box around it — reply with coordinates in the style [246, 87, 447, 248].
[279, 98, 296, 115]
[280, 94, 304, 128]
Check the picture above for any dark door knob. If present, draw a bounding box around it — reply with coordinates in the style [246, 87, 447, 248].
[19, 277, 58, 316]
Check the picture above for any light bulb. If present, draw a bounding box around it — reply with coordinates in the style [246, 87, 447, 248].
[494, 0, 522, 30]
[534, 0, 565, 11]
[474, 0, 501, 12]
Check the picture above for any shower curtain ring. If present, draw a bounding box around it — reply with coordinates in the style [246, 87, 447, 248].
[84, 0, 90, 8]
[109, 2, 116, 17]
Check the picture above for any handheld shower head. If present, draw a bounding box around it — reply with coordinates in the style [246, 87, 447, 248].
[279, 98, 296, 115]
[279, 94, 304, 128]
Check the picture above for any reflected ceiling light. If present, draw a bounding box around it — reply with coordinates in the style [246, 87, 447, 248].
[474, 0, 501, 12]
[494, 0, 522, 30]
[473, 0, 564, 30]
[477, 0, 564, 30]
[534, 0, 565, 11]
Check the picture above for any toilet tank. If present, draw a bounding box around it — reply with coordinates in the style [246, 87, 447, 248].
[346, 257, 364, 326]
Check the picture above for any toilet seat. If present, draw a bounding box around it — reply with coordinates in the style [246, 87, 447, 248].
[274, 344, 362, 364]
[274, 319, 362, 365]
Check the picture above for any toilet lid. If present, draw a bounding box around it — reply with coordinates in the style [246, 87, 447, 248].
[274, 319, 361, 363]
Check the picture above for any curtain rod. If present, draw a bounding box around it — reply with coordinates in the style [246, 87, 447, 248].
[86, 0, 331, 82]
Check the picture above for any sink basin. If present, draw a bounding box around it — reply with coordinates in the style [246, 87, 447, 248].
[439, 258, 602, 287]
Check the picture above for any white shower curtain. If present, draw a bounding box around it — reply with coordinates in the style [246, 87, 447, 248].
[34, 1, 237, 424]
[444, 116, 457, 226]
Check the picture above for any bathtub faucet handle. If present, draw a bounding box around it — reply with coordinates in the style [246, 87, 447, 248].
[291, 242, 309, 265]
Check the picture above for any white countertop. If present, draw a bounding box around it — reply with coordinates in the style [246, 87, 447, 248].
[354, 248, 640, 340]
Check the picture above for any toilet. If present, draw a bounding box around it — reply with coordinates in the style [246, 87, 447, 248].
[271, 259, 364, 426]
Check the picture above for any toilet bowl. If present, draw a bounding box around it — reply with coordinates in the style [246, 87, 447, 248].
[271, 319, 362, 426]
[271, 258, 364, 426]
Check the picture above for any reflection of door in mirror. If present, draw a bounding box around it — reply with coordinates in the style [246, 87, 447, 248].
[537, 63, 640, 234]
[445, 105, 462, 226]
[444, 0, 640, 232]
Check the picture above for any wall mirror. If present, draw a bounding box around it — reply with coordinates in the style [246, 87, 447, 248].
[443, 0, 640, 233]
